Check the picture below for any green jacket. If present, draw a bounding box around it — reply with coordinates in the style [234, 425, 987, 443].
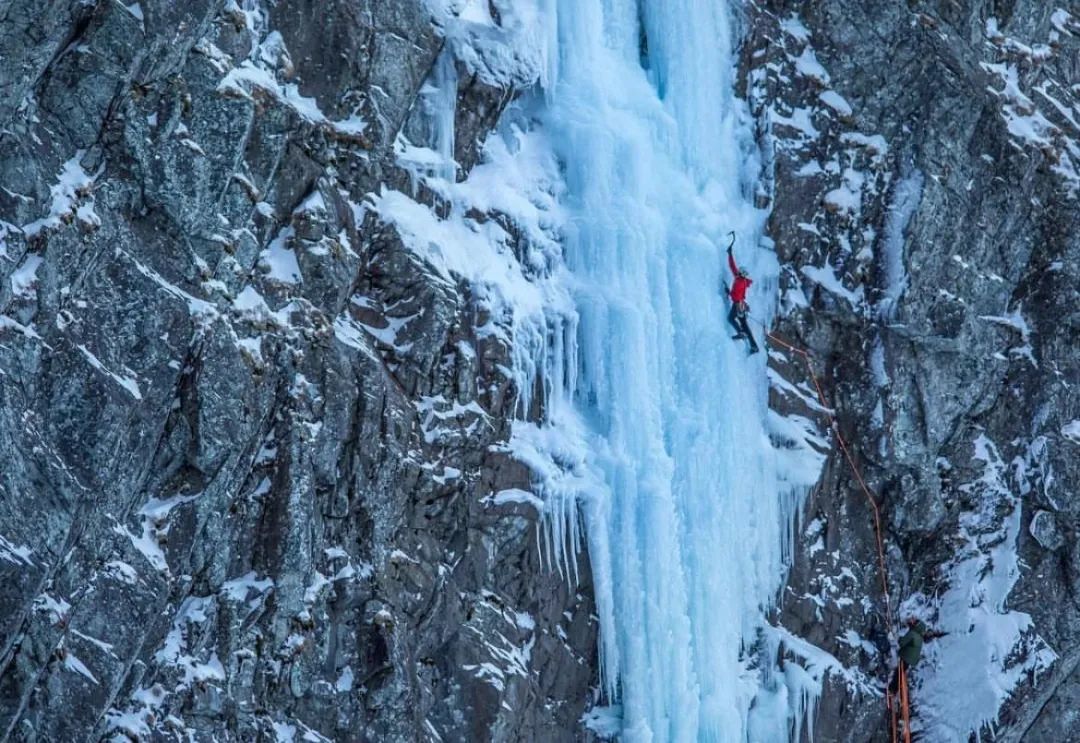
[898, 621, 927, 667]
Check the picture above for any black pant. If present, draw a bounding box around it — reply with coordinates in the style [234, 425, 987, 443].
[728, 304, 758, 350]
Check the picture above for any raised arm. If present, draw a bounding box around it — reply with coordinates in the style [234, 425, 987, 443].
[728, 251, 739, 277]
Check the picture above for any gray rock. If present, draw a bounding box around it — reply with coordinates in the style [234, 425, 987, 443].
[740, 1, 1080, 740]
[0, 1, 596, 741]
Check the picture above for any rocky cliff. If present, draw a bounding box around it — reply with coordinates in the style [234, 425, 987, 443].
[0, 1, 596, 741]
[741, 1, 1080, 740]
[3, 0, 1079, 741]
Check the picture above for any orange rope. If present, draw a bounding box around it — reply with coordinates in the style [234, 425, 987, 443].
[762, 328, 894, 629]
[761, 326, 903, 735]
[899, 662, 913, 743]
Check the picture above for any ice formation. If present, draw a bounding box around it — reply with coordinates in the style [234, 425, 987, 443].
[414, 1, 829, 738]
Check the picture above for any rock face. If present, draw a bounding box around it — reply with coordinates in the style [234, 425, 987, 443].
[4, 0, 1078, 741]
[740, 2, 1080, 741]
[0, 2, 595, 741]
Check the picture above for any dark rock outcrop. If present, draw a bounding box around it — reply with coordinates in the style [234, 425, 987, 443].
[0, 2, 595, 740]
[741, 2, 1079, 740]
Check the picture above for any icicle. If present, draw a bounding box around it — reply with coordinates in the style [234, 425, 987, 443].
[520, 0, 828, 739]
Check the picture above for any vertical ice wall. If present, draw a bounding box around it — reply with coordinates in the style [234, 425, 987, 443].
[414, 1, 823, 738]
[538, 0, 810, 740]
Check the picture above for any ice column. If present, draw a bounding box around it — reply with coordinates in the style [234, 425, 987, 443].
[539, 0, 806, 739]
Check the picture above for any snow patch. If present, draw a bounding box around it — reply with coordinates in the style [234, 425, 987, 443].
[22, 153, 99, 237]
[259, 226, 303, 284]
[1061, 420, 1080, 444]
[818, 90, 852, 117]
[877, 167, 924, 320]
[801, 261, 864, 307]
[0, 534, 34, 567]
[917, 435, 1057, 741]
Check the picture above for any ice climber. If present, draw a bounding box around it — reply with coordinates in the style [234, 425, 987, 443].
[888, 617, 943, 696]
[726, 241, 760, 354]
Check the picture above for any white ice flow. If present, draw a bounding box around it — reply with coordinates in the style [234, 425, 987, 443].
[413, 0, 824, 738]
[537, 1, 812, 740]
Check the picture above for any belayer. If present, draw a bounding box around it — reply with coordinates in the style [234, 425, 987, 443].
[888, 616, 946, 696]
[726, 238, 760, 354]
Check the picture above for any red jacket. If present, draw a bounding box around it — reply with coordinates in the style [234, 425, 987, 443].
[728, 253, 752, 303]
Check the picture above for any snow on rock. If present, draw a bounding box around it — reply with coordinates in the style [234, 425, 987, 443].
[839, 132, 889, 162]
[978, 307, 1036, 367]
[979, 19, 1080, 198]
[455, 593, 538, 704]
[0, 534, 34, 567]
[76, 343, 143, 399]
[9, 254, 43, 298]
[371, 188, 539, 315]
[822, 166, 865, 216]
[220, 571, 275, 602]
[490, 488, 544, 511]
[801, 260, 865, 307]
[772, 105, 821, 145]
[1061, 420, 1080, 444]
[154, 596, 228, 687]
[33, 592, 71, 624]
[779, 15, 811, 44]
[877, 167, 924, 320]
[792, 48, 829, 85]
[916, 434, 1057, 741]
[425, 0, 555, 88]
[119, 247, 216, 318]
[818, 90, 852, 117]
[22, 152, 100, 237]
[258, 226, 303, 284]
[219, 60, 367, 136]
[63, 652, 101, 685]
[369, 121, 576, 420]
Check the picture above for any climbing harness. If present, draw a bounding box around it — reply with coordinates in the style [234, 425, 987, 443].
[756, 322, 911, 739]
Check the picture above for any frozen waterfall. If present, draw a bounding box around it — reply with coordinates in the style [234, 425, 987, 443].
[419, 0, 824, 738]
[537, 0, 815, 740]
